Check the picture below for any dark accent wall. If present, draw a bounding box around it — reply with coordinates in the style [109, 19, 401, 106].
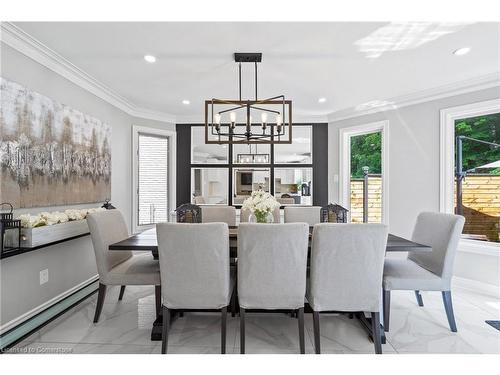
[175, 123, 328, 207]
[312, 123, 329, 206]
[176, 125, 191, 206]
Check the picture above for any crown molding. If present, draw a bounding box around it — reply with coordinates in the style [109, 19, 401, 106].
[328, 72, 500, 123]
[0, 22, 176, 124]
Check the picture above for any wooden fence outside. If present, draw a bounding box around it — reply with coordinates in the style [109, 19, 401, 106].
[456, 175, 500, 242]
[349, 174, 499, 242]
[350, 176, 382, 223]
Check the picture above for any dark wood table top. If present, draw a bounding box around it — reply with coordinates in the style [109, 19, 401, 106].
[109, 226, 432, 252]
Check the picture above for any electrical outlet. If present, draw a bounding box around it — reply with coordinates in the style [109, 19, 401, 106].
[40, 269, 49, 285]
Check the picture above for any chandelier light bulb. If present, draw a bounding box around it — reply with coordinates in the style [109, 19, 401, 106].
[276, 114, 283, 126]
[214, 113, 221, 132]
[261, 112, 268, 130]
[230, 112, 236, 123]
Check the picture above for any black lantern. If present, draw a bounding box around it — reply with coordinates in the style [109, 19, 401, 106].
[1, 202, 22, 256]
[101, 199, 116, 210]
[321, 203, 349, 223]
[175, 203, 202, 223]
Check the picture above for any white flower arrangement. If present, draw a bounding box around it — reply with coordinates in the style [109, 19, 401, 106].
[17, 207, 106, 228]
[241, 190, 280, 223]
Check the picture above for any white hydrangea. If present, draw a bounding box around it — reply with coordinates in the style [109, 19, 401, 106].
[39, 211, 70, 225]
[241, 190, 280, 214]
[64, 209, 86, 221]
[17, 206, 105, 228]
[17, 214, 47, 228]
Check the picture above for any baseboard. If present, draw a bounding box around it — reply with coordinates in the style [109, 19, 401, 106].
[0, 275, 99, 335]
[452, 276, 500, 297]
[0, 277, 99, 350]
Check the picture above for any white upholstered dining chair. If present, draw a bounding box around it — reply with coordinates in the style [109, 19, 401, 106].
[307, 223, 388, 354]
[87, 210, 161, 323]
[156, 222, 234, 354]
[284, 206, 322, 225]
[237, 223, 309, 354]
[382, 212, 465, 333]
[239, 207, 280, 223]
[201, 205, 237, 226]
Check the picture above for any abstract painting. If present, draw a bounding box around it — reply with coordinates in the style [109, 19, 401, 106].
[0, 77, 111, 208]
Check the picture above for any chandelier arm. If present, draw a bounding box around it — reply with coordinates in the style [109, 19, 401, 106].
[250, 106, 281, 115]
[217, 104, 246, 115]
[258, 94, 285, 102]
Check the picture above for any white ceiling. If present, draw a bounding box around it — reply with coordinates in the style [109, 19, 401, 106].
[12, 22, 500, 121]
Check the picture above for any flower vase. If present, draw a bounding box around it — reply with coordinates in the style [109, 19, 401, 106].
[249, 210, 274, 223]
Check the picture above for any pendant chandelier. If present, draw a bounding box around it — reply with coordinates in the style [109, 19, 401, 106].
[236, 144, 270, 164]
[204, 53, 292, 145]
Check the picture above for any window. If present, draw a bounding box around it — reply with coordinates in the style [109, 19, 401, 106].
[274, 168, 313, 205]
[440, 99, 500, 246]
[190, 168, 228, 205]
[132, 126, 176, 233]
[350, 131, 382, 223]
[233, 168, 270, 205]
[186, 125, 314, 207]
[191, 126, 228, 164]
[339, 121, 388, 224]
[274, 126, 312, 164]
[454, 113, 499, 243]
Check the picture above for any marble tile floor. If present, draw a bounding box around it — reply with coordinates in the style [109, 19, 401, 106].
[9, 284, 500, 354]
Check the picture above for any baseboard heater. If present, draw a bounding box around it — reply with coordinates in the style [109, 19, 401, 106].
[0, 278, 99, 352]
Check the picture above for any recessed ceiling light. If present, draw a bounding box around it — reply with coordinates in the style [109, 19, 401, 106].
[182, 99, 190, 105]
[453, 47, 471, 56]
[318, 97, 327, 103]
[144, 55, 156, 63]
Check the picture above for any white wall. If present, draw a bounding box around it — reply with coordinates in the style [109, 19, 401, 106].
[0, 43, 174, 329]
[328, 86, 500, 286]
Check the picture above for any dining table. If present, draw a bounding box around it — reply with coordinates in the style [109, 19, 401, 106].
[109, 225, 432, 343]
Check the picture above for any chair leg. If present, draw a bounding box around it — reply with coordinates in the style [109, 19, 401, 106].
[442, 291, 457, 332]
[312, 311, 321, 354]
[240, 308, 246, 354]
[161, 306, 169, 354]
[298, 307, 305, 354]
[118, 285, 126, 301]
[370, 312, 382, 354]
[221, 306, 227, 354]
[383, 289, 391, 332]
[93, 283, 107, 323]
[231, 288, 236, 317]
[155, 285, 161, 318]
[415, 290, 424, 306]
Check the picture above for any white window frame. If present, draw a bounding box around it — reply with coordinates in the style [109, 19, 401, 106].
[339, 120, 389, 224]
[439, 99, 500, 252]
[132, 125, 176, 234]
